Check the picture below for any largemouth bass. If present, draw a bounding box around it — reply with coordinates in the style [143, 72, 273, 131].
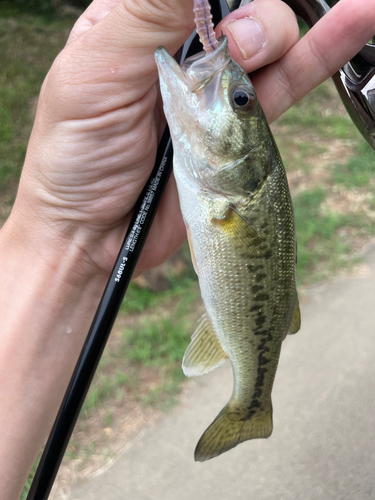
[155, 0, 300, 462]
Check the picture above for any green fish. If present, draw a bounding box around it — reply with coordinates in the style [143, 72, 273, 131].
[155, 4, 300, 462]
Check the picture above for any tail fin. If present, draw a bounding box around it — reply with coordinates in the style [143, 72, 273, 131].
[194, 404, 273, 462]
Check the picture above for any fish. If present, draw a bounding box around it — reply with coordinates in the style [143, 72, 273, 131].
[155, 0, 300, 462]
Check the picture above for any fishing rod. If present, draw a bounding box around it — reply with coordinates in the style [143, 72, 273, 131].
[26, 0, 375, 498]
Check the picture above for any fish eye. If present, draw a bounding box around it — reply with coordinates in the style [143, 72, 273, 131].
[234, 90, 249, 106]
[230, 84, 256, 113]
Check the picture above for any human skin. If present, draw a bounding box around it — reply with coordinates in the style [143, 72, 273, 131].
[0, 0, 374, 498]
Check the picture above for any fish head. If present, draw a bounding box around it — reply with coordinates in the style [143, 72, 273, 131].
[155, 36, 269, 195]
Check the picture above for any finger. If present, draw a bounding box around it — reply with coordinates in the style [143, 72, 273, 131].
[216, 0, 300, 73]
[66, 0, 122, 46]
[253, 0, 375, 123]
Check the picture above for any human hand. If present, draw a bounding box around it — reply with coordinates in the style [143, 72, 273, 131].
[9, 0, 375, 281]
[10, 0, 301, 280]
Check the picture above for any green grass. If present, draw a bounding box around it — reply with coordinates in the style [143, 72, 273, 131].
[81, 370, 131, 414]
[278, 82, 356, 140]
[125, 308, 192, 412]
[333, 141, 375, 188]
[120, 244, 197, 314]
[141, 369, 186, 411]
[0, 0, 90, 17]
[294, 188, 353, 283]
[120, 284, 161, 313]
[0, 6, 75, 196]
[76, 288, 197, 417]
[1, 1, 58, 18]
[120, 275, 196, 314]
[124, 299, 195, 367]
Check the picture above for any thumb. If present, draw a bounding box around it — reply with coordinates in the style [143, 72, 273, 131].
[216, 0, 299, 73]
[45, 0, 195, 117]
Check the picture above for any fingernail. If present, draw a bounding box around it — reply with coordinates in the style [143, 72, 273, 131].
[226, 18, 264, 60]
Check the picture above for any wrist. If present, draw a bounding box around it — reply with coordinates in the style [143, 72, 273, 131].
[7, 182, 122, 282]
[0, 208, 109, 357]
[0, 210, 109, 500]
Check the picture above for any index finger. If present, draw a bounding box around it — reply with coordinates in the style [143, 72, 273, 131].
[254, 0, 375, 123]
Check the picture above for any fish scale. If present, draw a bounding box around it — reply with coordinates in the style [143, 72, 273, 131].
[155, 0, 300, 462]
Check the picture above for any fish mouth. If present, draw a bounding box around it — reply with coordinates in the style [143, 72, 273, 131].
[155, 36, 230, 95]
[155, 46, 188, 90]
[155, 36, 232, 140]
[182, 36, 230, 92]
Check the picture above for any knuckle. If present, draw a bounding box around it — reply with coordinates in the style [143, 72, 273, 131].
[121, 0, 194, 34]
[273, 57, 300, 108]
[305, 35, 334, 75]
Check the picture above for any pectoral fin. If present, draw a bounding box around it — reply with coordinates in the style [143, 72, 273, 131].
[182, 314, 228, 377]
[288, 295, 301, 335]
[213, 204, 258, 241]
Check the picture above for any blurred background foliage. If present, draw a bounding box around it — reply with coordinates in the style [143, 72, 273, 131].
[1, 0, 340, 17]
[2, 0, 91, 16]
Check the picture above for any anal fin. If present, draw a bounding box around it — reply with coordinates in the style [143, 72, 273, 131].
[182, 314, 227, 377]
